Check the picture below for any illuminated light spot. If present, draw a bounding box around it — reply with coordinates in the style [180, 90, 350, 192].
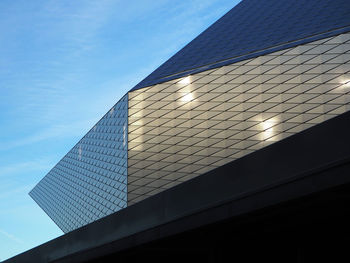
[178, 76, 191, 85]
[132, 120, 144, 126]
[260, 117, 280, 141]
[123, 124, 127, 147]
[132, 109, 145, 118]
[78, 145, 82, 160]
[180, 93, 194, 102]
[342, 79, 350, 87]
[265, 128, 276, 141]
[179, 84, 195, 93]
[261, 117, 279, 130]
[334, 79, 350, 92]
[262, 121, 275, 130]
[133, 144, 144, 151]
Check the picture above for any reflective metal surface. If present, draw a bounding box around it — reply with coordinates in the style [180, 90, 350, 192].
[30, 95, 128, 233]
[128, 32, 350, 205]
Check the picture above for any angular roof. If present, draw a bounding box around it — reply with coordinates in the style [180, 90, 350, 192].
[131, 0, 350, 91]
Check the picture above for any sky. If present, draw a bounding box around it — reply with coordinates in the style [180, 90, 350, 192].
[0, 0, 241, 260]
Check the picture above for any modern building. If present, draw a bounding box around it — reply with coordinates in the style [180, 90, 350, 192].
[30, 0, 350, 234]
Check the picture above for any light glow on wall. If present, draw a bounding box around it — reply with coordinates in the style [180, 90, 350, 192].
[180, 93, 194, 102]
[260, 117, 280, 141]
[178, 76, 191, 85]
[342, 79, 350, 88]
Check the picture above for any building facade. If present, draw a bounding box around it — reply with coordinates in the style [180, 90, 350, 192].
[30, 0, 350, 233]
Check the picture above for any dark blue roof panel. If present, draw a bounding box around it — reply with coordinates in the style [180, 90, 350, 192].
[131, 0, 350, 91]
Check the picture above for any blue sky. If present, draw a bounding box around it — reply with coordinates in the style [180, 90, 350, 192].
[0, 0, 240, 260]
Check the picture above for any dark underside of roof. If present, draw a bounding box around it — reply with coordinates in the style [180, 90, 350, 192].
[131, 0, 350, 91]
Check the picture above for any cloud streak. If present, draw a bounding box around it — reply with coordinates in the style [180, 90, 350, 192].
[0, 184, 33, 200]
[0, 160, 53, 178]
[0, 229, 24, 245]
[0, 118, 96, 151]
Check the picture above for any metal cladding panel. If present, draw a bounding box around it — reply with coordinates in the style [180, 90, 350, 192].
[131, 0, 350, 91]
[127, 32, 350, 205]
[30, 95, 128, 233]
[29, 0, 350, 230]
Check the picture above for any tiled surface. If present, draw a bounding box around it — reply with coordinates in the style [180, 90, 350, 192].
[30, 0, 350, 229]
[128, 32, 350, 205]
[132, 0, 350, 91]
[30, 95, 128, 233]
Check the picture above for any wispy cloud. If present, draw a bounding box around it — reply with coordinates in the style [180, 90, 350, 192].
[0, 0, 121, 125]
[0, 160, 53, 178]
[0, 118, 96, 151]
[0, 229, 24, 245]
[41, 0, 117, 56]
[0, 184, 33, 200]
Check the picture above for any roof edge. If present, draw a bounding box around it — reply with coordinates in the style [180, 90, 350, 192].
[130, 25, 350, 92]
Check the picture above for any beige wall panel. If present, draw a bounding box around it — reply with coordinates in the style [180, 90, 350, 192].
[128, 32, 350, 205]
